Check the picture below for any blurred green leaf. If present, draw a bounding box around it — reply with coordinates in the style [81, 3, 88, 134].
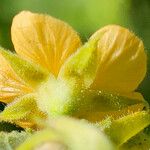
[0, 131, 30, 150]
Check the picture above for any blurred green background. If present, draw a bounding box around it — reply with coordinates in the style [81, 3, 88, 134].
[0, 0, 150, 102]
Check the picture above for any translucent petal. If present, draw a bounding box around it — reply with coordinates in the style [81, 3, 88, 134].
[0, 50, 32, 103]
[0, 47, 49, 88]
[11, 11, 81, 76]
[121, 92, 144, 101]
[90, 25, 147, 93]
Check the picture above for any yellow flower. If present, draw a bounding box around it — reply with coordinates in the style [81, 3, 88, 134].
[11, 11, 82, 76]
[0, 11, 147, 128]
[0, 11, 81, 128]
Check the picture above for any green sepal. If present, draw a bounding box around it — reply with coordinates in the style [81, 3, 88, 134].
[73, 90, 148, 121]
[37, 40, 147, 121]
[99, 111, 150, 147]
[17, 117, 115, 150]
[37, 40, 101, 116]
[120, 127, 150, 150]
[0, 94, 45, 126]
[58, 41, 99, 88]
[0, 47, 49, 88]
[0, 131, 30, 150]
[37, 77, 147, 121]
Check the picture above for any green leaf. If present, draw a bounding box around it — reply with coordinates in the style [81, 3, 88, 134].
[99, 111, 150, 147]
[0, 47, 49, 88]
[0, 131, 30, 150]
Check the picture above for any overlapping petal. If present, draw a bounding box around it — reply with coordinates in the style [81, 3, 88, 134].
[11, 11, 82, 76]
[0, 49, 32, 103]
[89, 25, 147, 94]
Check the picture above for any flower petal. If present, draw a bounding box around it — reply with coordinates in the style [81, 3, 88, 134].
[0, 49, 32, 103]
[11, 11, 82, 76]
[90, 25, 147, 94]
